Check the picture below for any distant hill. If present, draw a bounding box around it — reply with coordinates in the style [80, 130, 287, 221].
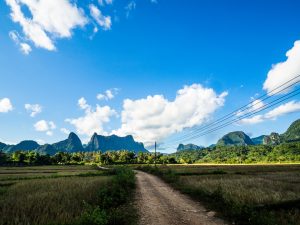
[282, 119, 300, 142]
[86, 133, 148, 153]
[52, 132, 84, 152]
[3, 140, 40, 153]
[36, 144, 57, 155]
[217, 131, 254, 146]
[0, 142, 6, 151]
[177, 144, 204, 152]
[251, 135, 267, 145]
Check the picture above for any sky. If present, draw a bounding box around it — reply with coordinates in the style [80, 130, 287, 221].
[0, 0, 300, 152]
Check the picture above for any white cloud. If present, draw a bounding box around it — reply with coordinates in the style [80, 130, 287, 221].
[78, 97, 90, 110]
[5, 0, 87, 51]
[36, 139, 45, 145]
[105, 0, 113, 5]
[0, 98, 13, 113]
[20, 43, 32, 54]
[60, 128, 70, 135]
[25, 103, 42, 117]
[238, 115, 264, 125]
[263, 40, 300, 95]
[34, 120, 56, 136]
[9, 30, 32, 54]
[265, 101, 300, 119]
[46, 131, 53, 136]
[98, 0, 113, 6]
[239, 101, 300, 125]
[125, 1, 136, 18]
[66, 98, 117, 137]
[112, 84, 228, 146]
[9, 30, 19, 42]
[97, 88, 119, 100]
[236, 99, 265, 116]
[34, 120, 49, 131]
[89, 4, 111, 30]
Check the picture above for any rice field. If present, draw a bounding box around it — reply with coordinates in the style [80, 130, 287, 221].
[0, 165, 112, 225]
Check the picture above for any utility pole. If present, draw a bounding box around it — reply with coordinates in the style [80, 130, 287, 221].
[154, 141, 157, 168]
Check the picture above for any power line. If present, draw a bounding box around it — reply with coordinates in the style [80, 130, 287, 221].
[162, 76, 300, 148]
[169, 88, 300, 144]
[166, 75, 300, 143]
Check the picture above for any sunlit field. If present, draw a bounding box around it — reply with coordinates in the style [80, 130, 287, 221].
[137, 164, 300, 225]
[0, 165, 136, 225]
[0, 165, 101, 181]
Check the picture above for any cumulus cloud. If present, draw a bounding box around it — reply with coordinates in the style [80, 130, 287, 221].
[60, 128, 70, 135]
[239, 101, 300, 125]
[20, 43, 32, 54]
[112, 84, 228, 146]
[89, 4, 111, 30]
[34, 120, 56, 136]
[78, 97, 90, 110]
[263, 40, 300, 95]
[236, 99, 265, 116]
[97, 88, 119, 101]
[9, 30, 32, 54]
[5, 0, 87, 51]
[0, 98, 13, 113]
[66, 98, 117, 137]
[264, 101, 300, 119]
[25, 103, 42, 117]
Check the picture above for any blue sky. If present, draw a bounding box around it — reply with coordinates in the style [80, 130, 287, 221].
[0, 0, 300, 152]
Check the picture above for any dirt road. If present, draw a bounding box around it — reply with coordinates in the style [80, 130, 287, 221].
[134, 171, 228, 225]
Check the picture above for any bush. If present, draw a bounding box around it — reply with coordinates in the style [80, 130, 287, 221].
[77, 166, 136, 225]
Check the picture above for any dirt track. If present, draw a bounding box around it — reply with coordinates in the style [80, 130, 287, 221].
[134, 171, 228, 225]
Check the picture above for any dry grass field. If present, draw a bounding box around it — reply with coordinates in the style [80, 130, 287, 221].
[0, 165, 100, 181]
[138, 164, 300, 225]
[0, 165, 136, 225]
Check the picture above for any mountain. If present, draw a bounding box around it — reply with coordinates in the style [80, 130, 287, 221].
[36, 144, 57, 155]
[3, 140, 40, 153]
[263, 132, 282, 145]
[0, 142, 6, 151]
[177, 143, 204, 152]
[282, 119, 300, 142]
[251, 135, 267, 145]
[86, 133, 148, 153]
[217, 131, 254, 146]
[52, 132, 84, 152]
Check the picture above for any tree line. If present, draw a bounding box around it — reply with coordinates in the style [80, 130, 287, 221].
[0, 141, 299, 166]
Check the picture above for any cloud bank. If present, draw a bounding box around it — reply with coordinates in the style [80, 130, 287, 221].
[112, 84, 228, 146]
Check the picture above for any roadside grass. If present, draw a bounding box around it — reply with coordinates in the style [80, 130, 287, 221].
[0, 165, 137, 225]
[137, 164, 300, 225]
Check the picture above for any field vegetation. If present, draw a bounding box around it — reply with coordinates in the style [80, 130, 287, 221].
[137, 164, 300, 225]
[1, 141, 299, 167]
[0, 165, 136, 225]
